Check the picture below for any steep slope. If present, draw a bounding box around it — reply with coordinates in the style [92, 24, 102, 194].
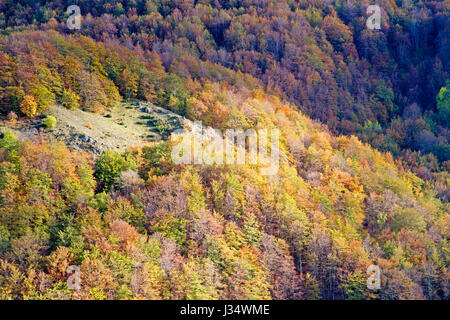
[1, 0, 448, 165]
[0, 4, 448, 300]
[0, 83, 448, 300]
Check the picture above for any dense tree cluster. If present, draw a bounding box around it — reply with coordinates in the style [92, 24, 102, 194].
[0, 0, 448, 300]
[0, 0, 448, 166]
[0, 85, 448, 299]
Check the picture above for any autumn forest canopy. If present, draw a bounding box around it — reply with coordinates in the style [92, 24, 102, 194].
[0, 0, 448, 300]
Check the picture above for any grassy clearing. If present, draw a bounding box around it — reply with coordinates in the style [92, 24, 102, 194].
[0, 101, 184, 155]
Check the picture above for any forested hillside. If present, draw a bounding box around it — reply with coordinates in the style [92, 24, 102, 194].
[1, 0, 449, 167]
[0, 0, 448, 300]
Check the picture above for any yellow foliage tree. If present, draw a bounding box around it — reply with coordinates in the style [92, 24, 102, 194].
[20, 94, 38, 117]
